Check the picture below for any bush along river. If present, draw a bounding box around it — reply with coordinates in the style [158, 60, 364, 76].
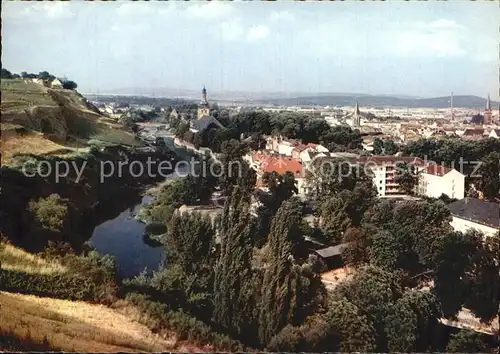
[89, 164, 189, 279]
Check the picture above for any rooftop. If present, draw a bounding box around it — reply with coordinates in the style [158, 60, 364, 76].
[314, 243, 350, 258]
[448, 198, 500, 229]
[422, 164, 455, 176]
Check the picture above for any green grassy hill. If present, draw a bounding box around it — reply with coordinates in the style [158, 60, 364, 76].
[1, 79, 142, 165]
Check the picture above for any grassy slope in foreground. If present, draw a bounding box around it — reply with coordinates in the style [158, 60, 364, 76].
[0, 79, 142, 165]
[0, 291, 175, 352]
[0, 243, 209, 352]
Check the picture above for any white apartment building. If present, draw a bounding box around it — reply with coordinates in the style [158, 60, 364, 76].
[418, 165, 465, 200]
[448, 198, 500, 238]
[357, 156, 427, 197]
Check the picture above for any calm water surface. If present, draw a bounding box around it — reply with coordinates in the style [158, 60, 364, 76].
[90, 194, 165, 278]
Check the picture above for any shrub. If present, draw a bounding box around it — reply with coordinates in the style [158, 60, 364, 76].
[145, 222, 167, 236]
[1, 244, 118, 304]
[125, 293, 244, 351]
[28, 194, 68, 232]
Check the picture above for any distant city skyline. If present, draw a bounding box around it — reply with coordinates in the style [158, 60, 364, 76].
[2, 1, 499, 100]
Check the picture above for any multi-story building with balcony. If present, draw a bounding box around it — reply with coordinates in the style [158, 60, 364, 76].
[356, 156, 426, 197]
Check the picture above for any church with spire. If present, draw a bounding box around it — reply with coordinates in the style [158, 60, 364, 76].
[189, 85, 224, 133]
[197, 85, 210, 119]
[344, 101, 361, 127]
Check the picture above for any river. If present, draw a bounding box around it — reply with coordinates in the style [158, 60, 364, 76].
[89, 194, 164, 279]
[89, 148, 191, 279]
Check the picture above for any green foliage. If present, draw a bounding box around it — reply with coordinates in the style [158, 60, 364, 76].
[62, 80, 77, 90]
[363, 199, 452, 277]
[334, 266, 402, 351]
[28, 194, 68, 232]
[403, 137, 500, 177]
[341, 226, 374, 267]
[446, 329, 490, 353]
[320, 182, 377, 242]
[462, 231, 499, 323]
[324, 298, 377, 352]
[394, 162, 418, 195]
[385, 291, 442, 352]
[432, 230, 485, 318]
[144, 222, 167, 236]
[166, 212, 214, 274]
[213, 187, 257, 338]
[320, 196, 351, 243]
[125, 293, 244, 351]
[0, 248, 117, 303]
[258, 198, 323, 345]
[373, 138, 399, 155]
[476, 151, 500, 199]
[307, 157, 359, 197]
[262, 171, 298, 212]
[1, 68, 14, 79]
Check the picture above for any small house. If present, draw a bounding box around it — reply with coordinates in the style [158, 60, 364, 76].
[314, 243, 349, 270]
[50, 78, 63, 88]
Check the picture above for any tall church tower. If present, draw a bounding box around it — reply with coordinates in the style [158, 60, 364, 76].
[352, 101, 361, 127]
[484, 93, 493, 125]
[197, 85, 210, 119]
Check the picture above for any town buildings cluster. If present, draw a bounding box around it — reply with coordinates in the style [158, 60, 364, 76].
[103, 87, 500, 241]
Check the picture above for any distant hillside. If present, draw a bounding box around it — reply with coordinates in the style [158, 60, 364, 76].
[85, 94, 190, 107]
[256, 94, 497, 109]
[1, 79, 141, 165]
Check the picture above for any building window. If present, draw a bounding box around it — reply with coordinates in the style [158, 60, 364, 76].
[379, 186, 383, 190]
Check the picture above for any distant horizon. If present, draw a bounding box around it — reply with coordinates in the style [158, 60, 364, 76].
[83, 87, 494, 102]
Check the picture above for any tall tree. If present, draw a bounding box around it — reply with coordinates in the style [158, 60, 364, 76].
[464, 231, 500, 334]
[446, 330, 490, 353]
[385, 291, 442, 352]
[394, 162, 418, 195]
[432, 230, 480, 318]
[258, 198, 312, 344]
[165, 211, 214, 274]
[213, 186, 257, 338]
[324, 298, 377, 352]
[319, 195, 351, 243]
[334, 266, 403, 351]
[476, 151, 500, 199]
[262, 171, 298, 212]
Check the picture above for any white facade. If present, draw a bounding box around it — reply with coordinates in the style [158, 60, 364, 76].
[278, 142, 295, 156]
[418, 169, 465, 200]
[489, 130, 500, 139]
[450, 216, 499, 238]
[296, 177, 311, 196]
[51, 78, 63, 88]
[371, 165, 388, 196]
[315, 145, 330, 153]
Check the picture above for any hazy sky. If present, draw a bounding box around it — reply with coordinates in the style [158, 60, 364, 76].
[2, 1, 499, 98]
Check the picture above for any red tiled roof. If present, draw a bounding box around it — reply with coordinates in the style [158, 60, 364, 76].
[423, 164, 453, 176]
[292, 144, 309, 152]
[262, 156, 304, 177]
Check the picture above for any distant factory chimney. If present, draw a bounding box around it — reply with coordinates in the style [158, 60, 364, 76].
[484, 93, 493, 125]
[450, 92, 454, 120]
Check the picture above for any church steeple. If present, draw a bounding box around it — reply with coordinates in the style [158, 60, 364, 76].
[197, 85, 210, 119]
[486, 93, 491, 111]
[201, 85, 208, 106]
[352, 101, 361, 127]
